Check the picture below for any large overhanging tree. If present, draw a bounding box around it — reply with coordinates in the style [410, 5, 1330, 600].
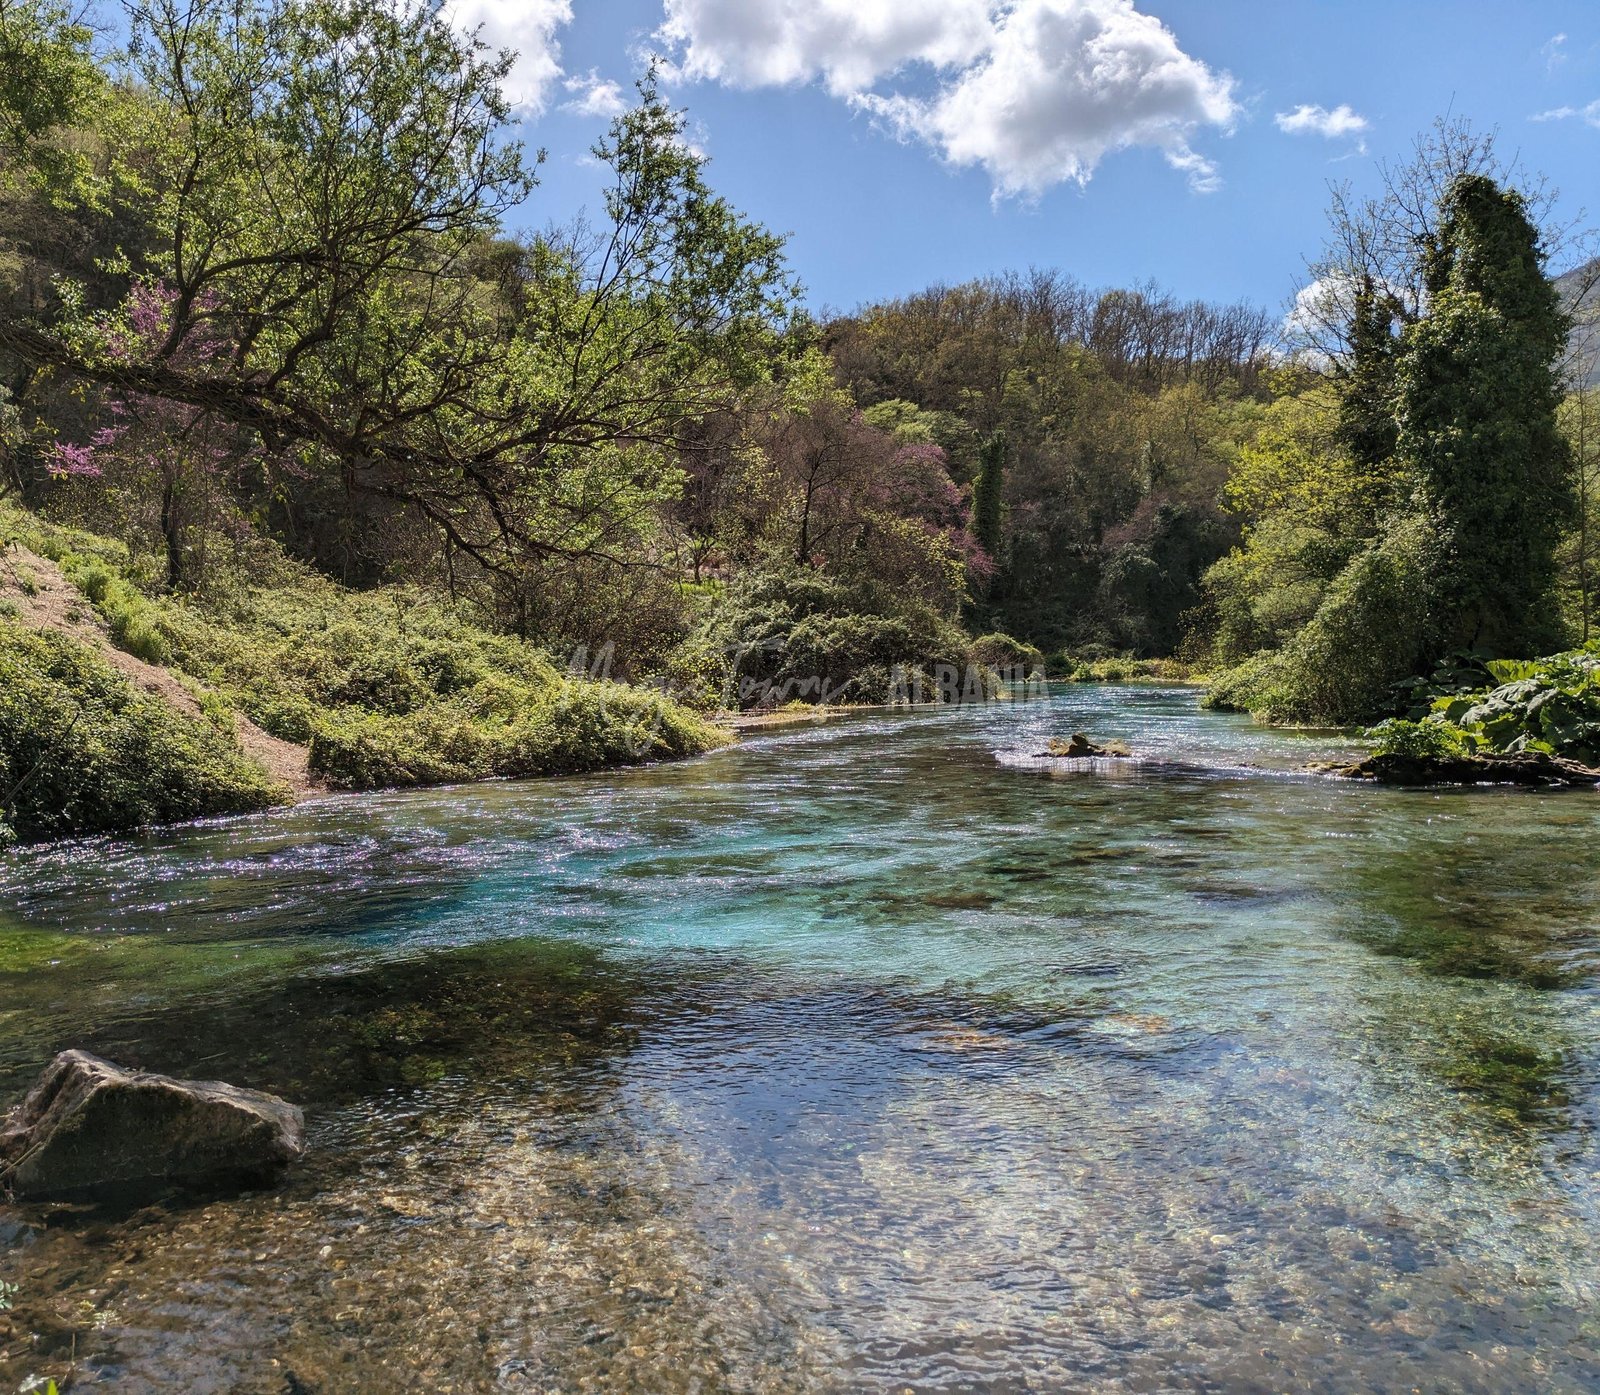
[0, 0, 795, 599]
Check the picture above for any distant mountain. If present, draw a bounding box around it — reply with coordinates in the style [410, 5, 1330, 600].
[1556, 259, 1600, 388]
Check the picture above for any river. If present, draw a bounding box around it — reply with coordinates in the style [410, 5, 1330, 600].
[2, 685, 1599, 1392]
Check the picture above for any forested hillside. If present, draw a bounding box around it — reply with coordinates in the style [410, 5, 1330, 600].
[1, 0, 1596, 840]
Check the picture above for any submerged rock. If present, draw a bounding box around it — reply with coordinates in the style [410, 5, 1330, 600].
[0, 1049, 305, 1200]
[1313, 752, 1600, 787]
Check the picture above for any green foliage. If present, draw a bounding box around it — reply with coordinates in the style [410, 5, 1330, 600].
[1206, 165, 1579, 728]
[1205, 382, 1392, 666]
[1098, 500, 1234, 656]
[6, 503, 728, 800]
[1445, 652, 1600, 762]
[1207, 516, 1438, 722]
[54, 552, 172, 662]
[307, 682, 722, 790]
[967, 632, 1042, 671]
[970, 431, 1006, 561]
[1059, 654, 1189, 683]
[146, 571, 726, 786]
[0, 620, 283, 841]
[1365, 647, 1600, 764]
[1395, 174, 1574, 656]
[1335, 278, 1403, 477]
[0, 0, 106, 197]
[686, 568, 973, 708]
[1365, 718, 1472, 760]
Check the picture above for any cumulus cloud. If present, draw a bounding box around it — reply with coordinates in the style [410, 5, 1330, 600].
[1533, 99, 1600, 128]
[658, 0, 994, 97]
[448, 0, 572, 113]
[562, 70, 629, 119]
[1274, 103, 1369, 139]
[658, 0, 1238, 196]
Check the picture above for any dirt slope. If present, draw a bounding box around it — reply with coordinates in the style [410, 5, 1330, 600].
[0, 544, 316, 798]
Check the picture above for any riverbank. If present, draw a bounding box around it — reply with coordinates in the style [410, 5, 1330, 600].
[0, 505, 724, 844]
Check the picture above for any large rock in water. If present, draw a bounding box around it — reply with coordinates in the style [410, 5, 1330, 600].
[1314, 752, 1600, 787]
[0, 1050, 305, 1200]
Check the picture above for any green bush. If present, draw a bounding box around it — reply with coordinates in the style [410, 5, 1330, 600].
[5, 503, 726, 798]
[0, 622, 284, 841]
[1411, 649, 1600, 764]
[967, 632, 1043, 672]
[1206, 517, 1437, 723]
[1055, 653, 1189, 684]
[51, 550, 172, 664]
[1365, 718, 1472, 760]
[308, 682, 724, 789]
[684, 568, 974, 709]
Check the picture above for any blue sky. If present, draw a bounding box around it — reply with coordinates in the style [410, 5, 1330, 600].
[476, 0, 1600, 321]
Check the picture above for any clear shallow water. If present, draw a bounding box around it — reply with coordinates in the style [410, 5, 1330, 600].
[3, 687, 1600, 1392]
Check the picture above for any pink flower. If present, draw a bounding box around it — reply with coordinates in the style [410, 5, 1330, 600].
[46, 441, 103, 479]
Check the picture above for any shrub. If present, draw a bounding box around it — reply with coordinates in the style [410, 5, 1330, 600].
[1422, 649, 1600, 764]
[0, 622, 284, 841]
[968, 632, 1043, 672]
[685, 568, 974, 709]
[308, 682, 725, 789]
[51, 549, 172, 664]
[1056, 653, 1189, 684]
[5, 504, 726, 798]
[1365, 718, 1472, 760]
[1206, 517, 1437, 724]
[1201, 650, 1295, 715]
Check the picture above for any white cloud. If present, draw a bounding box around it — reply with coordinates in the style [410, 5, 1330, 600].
[1542, 32, 1568, 72]
[448, 0, 572, 113]
[1274, 103, 1369, 139]
[660, 0, 1238, 197]
[1533, 99, 1600, 128]
[562, 70, 629, 119]
[658, 0, 994, 97]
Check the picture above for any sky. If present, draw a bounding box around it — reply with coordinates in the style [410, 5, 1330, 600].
[466, 0, 1600, 322]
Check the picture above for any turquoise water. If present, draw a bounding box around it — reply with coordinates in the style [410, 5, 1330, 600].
[3, 686, 1600, 1392]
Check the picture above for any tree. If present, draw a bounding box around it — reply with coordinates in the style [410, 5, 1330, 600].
[0, 0, 797, 610]
[1558, 378, 1599, 643]
[970, 430, 1005, 562]
[1334, 276, 1402, 479]
[1289, 117, 1586, 366]
[0, 0, 105, 197]
[1394, 173, 1574, 655]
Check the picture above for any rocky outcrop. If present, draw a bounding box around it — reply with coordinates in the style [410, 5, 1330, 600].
[0, 1050, 305, 1200]
[1040, 733, 1132, 759]
[1314, 752, 1600, 787]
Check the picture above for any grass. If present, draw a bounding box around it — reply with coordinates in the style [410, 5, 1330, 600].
[0, 503, 727, 834]
[0, 620, 284, 843]
[1052, 653, 1197, 683]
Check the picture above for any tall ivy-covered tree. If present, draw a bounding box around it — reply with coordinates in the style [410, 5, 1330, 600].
[1394, 173, 1574, 655]
[1334, 276, 1401, 491]
[970, 430, 1006, 562]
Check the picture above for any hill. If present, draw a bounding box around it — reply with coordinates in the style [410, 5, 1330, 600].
[1557, 258, 1600, 388]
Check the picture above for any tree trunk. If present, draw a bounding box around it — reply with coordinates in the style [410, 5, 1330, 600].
[160, 480, 184, 589]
